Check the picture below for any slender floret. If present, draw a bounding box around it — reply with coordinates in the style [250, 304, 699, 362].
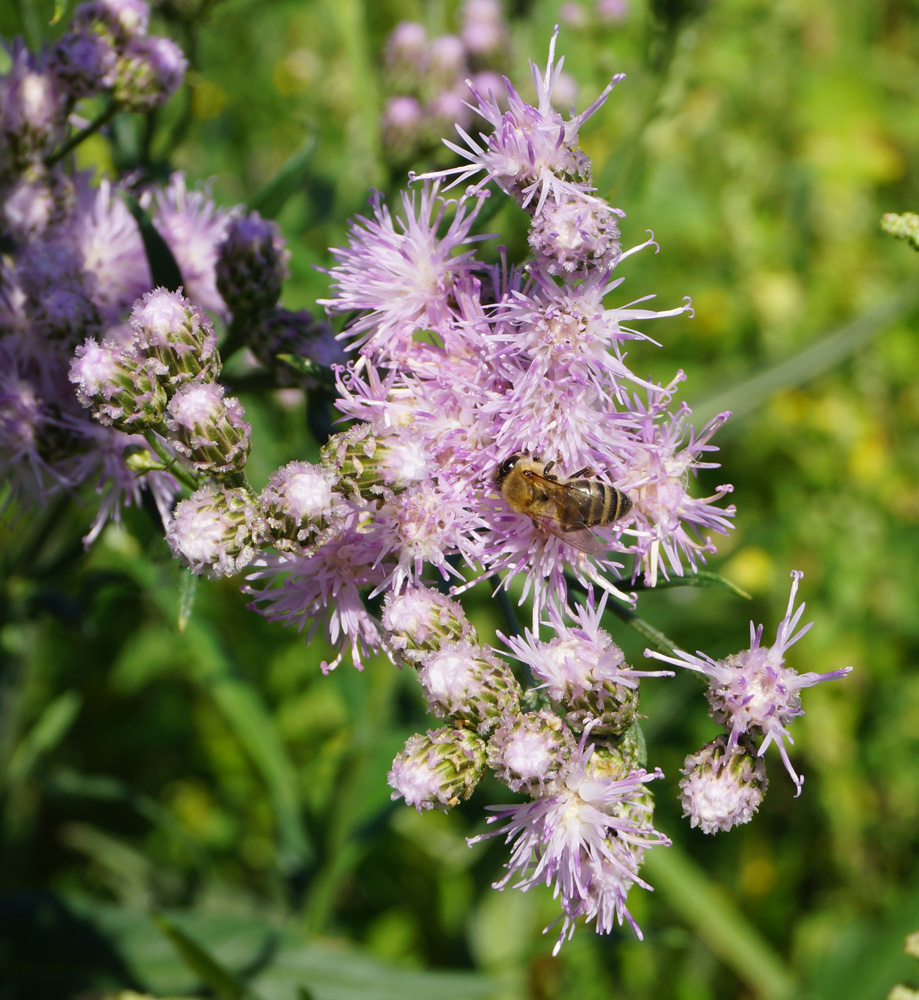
[646, 572, 852, 795]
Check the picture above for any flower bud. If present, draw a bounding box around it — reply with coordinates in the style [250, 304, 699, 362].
[249, 308, 345, 388]
[215, 212, 289, 318]
[417, 640, 521, 735]
[48, 30, 117, 99]
[528, 197, 622, 275]
[112, 35, 187, 112]
[382, 586, 477, 664]
[388, 726, 487, 812]
[166, 484, 266, 577]
[130, 287, 221, 388]
[73, 0, 151, 46]
[679, 735, 768, 835]
[320, 423, 435, 499]
[165, 382, 251, 476]
[70, 337, 166, 430]
[258, 461, 345, 551]
[487, 710, 575, 795]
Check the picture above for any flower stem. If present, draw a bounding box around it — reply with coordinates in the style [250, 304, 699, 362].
[46, 101, 118, 168]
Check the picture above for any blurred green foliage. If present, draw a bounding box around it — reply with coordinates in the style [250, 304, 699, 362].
[3, 0, 919, 998]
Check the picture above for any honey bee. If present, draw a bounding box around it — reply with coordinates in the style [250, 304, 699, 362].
[494, 454, 632, 534]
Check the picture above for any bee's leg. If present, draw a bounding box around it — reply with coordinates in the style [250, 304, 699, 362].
[569, 467, 595, 478]
[543, 461, 558, 479]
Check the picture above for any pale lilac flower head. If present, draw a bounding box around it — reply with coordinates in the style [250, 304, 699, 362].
[73, 177, 151, 322]
[112, 34, 188, 112]
[502, 594, 672, 734]
[382, 96, 425, 155]
[319, 181, 490, 359]
[70, 336, 166, 429]
[389, 726, 487, 812]
[679, 735, 768, 835]
[167, 484, 267, 578]
[165, 381, 251, 476]
[384, 21, 429, 86]
[382, 585, 477, 663]
[647, 572, 853, 795]
[461, 0, 509, 57]
[470, 740, 669, 953]
[486, 709, 576, 795]
[1, 170, 75, 241]
[417, 639, 521, 733]
[528, 197, 623, 275]
[258, 461, 346, 551]
[144, 173, 235, 318]
[414, 28, 624, 214]
[0, 42, 67, 172]
[130, 286, 221, 387]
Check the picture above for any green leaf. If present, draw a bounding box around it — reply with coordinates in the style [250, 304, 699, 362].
[188, 620, 314, 876]
[177, 568, 198, 633]
[249, 138, 318, 219]
[51, 0, 76, 24]
[634, 570, 751, 600]
[127, 198, 184, 291]
[693, 282, 919, 428]
[644, 840, 798, 1000]
[249, 936, 498, 1000]
[152, 912, 258, 1000]
[7, 690, 82, 784]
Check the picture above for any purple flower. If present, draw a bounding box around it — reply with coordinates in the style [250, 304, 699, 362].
[679, 735, 768, 835]
[646, 572, 853, 795]
[245, 525, 389, 671]
[143, 174, 235, 318]
[167, 484, 266, 578]
[414, 27, 625, 214]
[319, 181, 492, 358]
[471, 739, 669, 953]
[389, 726, 487, 812]
[73, 177, 151, 322]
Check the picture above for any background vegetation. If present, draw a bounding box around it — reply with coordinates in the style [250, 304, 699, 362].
[2, 0, 919, 998]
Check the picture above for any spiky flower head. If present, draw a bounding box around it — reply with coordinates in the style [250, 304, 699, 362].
[320, 423, 436, 499]
[470, 739, 669, 954]
[258, 461, 346, 552]
[111, 34, 188, 112]
[388, 726, 487, 812]
[647, 571, 853, 795]
[486, 709, 576, 795]
[502, 595, 672, 735]
[414, 27, 624, 215]
[381, 585, 478, 664]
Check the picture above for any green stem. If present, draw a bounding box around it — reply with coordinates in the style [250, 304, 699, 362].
[145, 432, 201, 493]
[46, 101, 118, 168]
[302, 661, 397, 934]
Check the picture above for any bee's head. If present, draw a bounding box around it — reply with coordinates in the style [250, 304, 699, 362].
[494, 453, 524, 487]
